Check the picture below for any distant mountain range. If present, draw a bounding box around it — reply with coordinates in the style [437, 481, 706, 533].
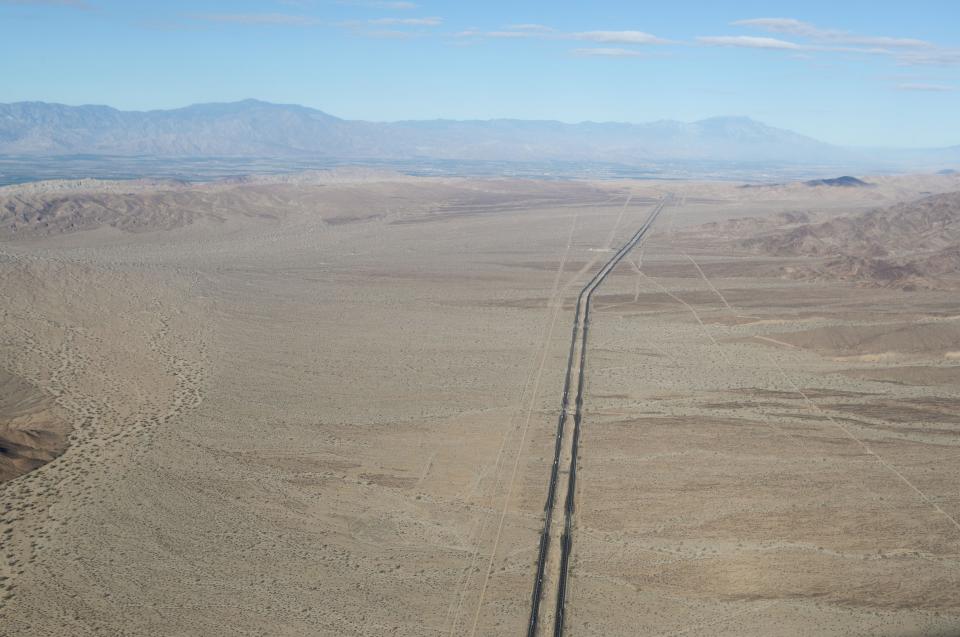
[1, 99, 958, 169]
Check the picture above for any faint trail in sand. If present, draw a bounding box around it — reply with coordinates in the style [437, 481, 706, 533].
[767, 353, 960, 534]
[554, 194, 633, 300]
[752, 335, 802, 350]
[465, 194, 637, 636]
[603, 194, 633, 250]
[635, 268, 808, 448]
[674, 251, 960, 535]
[448, 208, 581, 637]
[465, 208, 583, 637]
[628, 255, 644, 303]
[640, 274, 723, 350]
[652, 600, 779, 637]
[683, 253, 736, 314]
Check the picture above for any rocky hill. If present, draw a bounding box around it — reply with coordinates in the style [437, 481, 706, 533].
[741, 191, 960, 288]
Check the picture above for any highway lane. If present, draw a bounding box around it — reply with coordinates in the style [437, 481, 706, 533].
[527, 196, 668, 637]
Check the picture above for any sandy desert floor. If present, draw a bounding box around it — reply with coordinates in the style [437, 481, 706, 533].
[1, 172, 959, 636]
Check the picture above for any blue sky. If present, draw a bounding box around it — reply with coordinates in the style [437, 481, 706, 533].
[1, 0, 959, 147]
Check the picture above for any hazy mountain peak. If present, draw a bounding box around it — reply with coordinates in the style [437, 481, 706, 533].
[0, 100, 955, 169]
[695, 115, 762, 125]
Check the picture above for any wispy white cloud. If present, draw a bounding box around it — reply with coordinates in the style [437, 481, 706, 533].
[191, 13, 322, 26]
[0, 0, 90, 7]
[362, 29, 421, 39]
[897, 49, 960, 66]
[335, 0, 418, 9]
[504, 23, 554, 33]
[730, 17, 960, 66]
[572, 47, 646, 58]
[456, 26, 671, 47]
[336, 15, 442, 38]
[573, 30, 670, 45]
[697, 35, 804, 50]
[368, 16, 441, 26]
[455, 28, 540, 39]
[896, 83, 955, 92]
[733, 18, 934, 48]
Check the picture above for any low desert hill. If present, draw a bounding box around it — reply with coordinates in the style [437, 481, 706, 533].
[0, 369, 67, 482]
[0, 173, 611, 238]
[803, 176, 871, 187]
[740, 191, 960, 288]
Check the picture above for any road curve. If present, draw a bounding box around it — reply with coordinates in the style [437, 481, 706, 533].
[527, 196, 669, 637]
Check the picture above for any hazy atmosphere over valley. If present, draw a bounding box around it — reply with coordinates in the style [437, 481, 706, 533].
[2, 1, 960, 636]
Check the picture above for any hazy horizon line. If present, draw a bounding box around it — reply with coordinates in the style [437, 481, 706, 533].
[6, 97, 959, 150]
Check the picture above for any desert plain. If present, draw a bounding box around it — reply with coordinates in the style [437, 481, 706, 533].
[1, 171, 959, 636]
